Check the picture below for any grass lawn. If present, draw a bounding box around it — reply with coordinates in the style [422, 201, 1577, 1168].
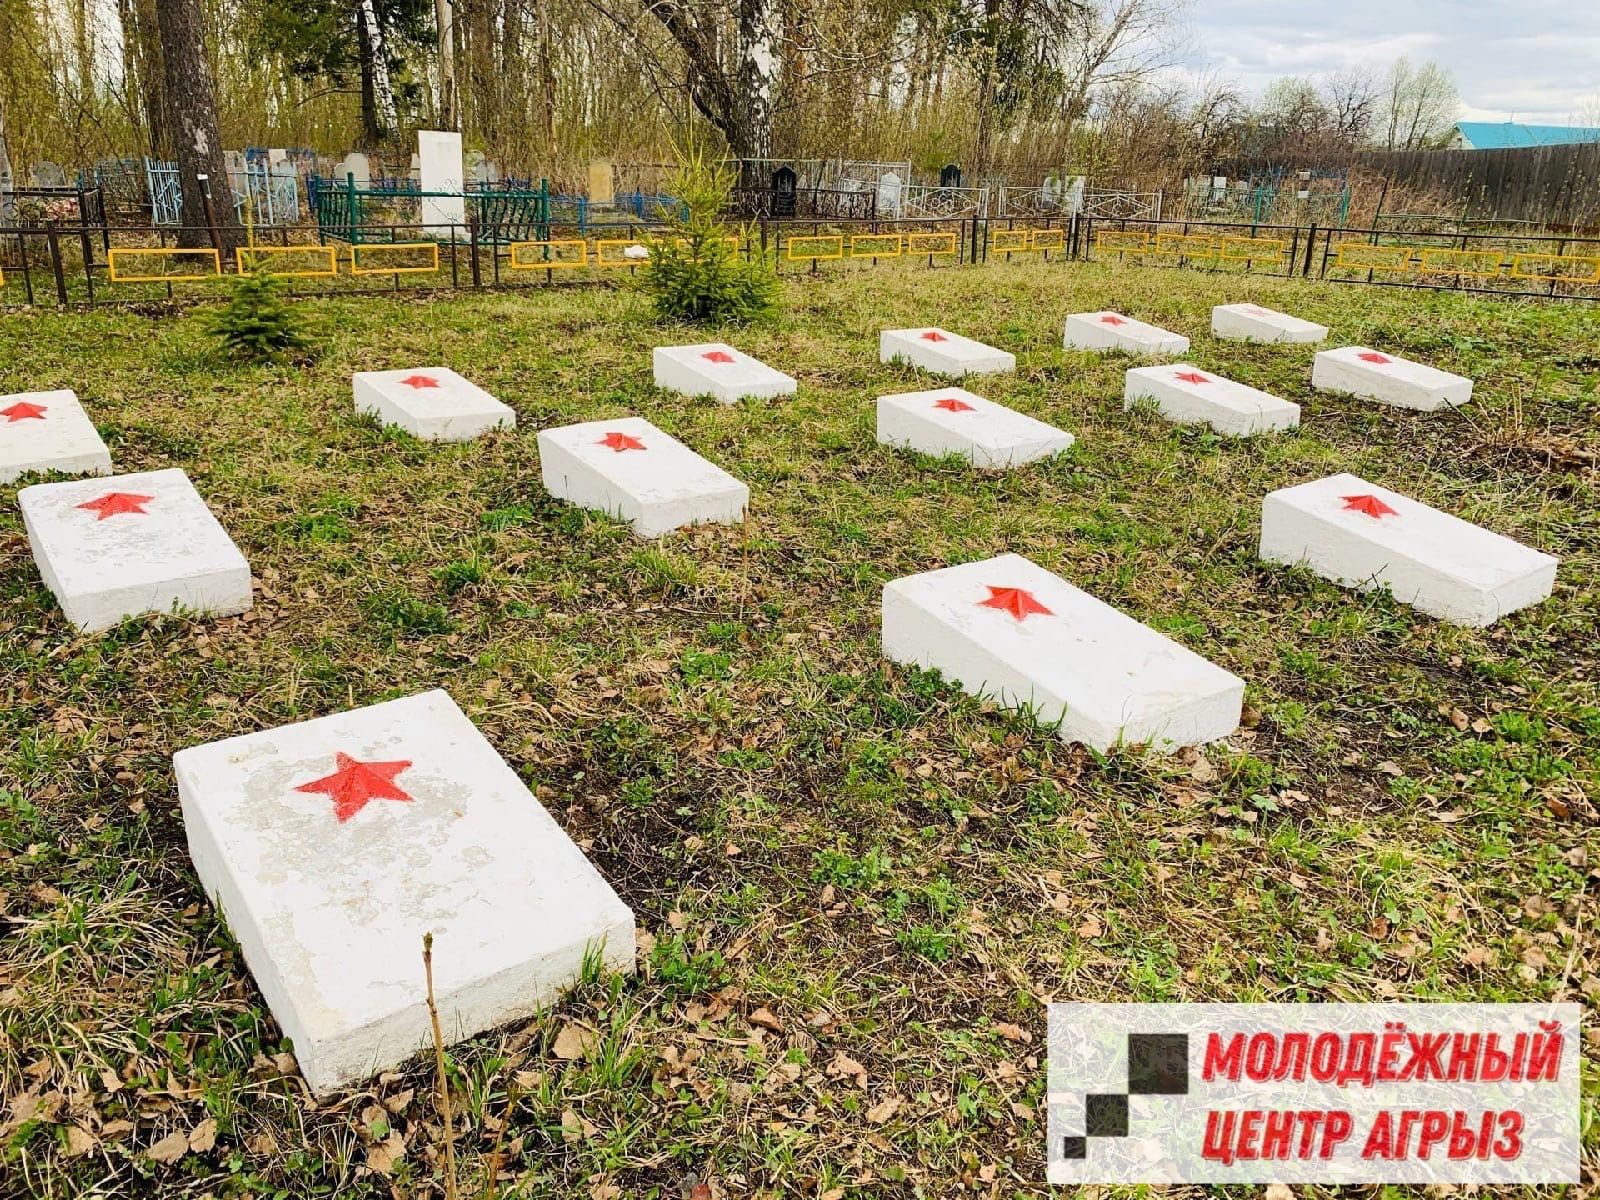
[2, 260, 1596, 1198]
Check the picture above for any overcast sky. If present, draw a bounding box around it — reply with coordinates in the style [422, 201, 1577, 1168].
[1178, 0, 1600, 125]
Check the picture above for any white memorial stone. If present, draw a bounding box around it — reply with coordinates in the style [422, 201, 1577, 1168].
[538, 416, 748, 537]
[1064, 311, 1190, 356]
[877, 387, 1072, 467]
[882, 553, 1244, 751]
[1123, 364, 1300, 437]
[1211, 303, 1328, 344]
[652, 343, 796, 404]
[1259, 472, 1557, 627]
[0, 389, 112, 483]
[18, 467, 251, 632]
[351, 367, 514, 442]
[879, 328, 1016, 377]
[1311, 346, 1472, 411]
[417, 130, 466, 233]
[174, 689, 635, 1095]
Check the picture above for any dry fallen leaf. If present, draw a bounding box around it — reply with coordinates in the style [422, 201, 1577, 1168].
[1265, 1185, 1295, 1200]
[748, 1007, 784, 1034]
[866, 1094, 903, 1124]
[1076, 914, 1103, 938]
[146, 1130, 189, 1165]
[825, 1050, 868, 1088]
[994, 1022, 1030, 1043]
[63, 1126, 97, 1157]
[553, 1022, 597, 1061]
[188, 1118, 217, 1153]
[366, 1132, 405, 1175]
[562, 1108, 599, 1144]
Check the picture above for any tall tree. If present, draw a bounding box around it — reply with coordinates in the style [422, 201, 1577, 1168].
[153, 0, 241, 247]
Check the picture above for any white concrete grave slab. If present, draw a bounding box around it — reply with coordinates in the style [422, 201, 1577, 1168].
[1063, 311, 1190, 356]
[879, 328, 1016, 377]
[538, 416, 748, 538]
[1123, 364, 1300, 437]
[882, 553, 1243, 751]
[0, 389, 112, 483]
[1311, 346, 1472, 411]
[652, 343, 797, 405]
[877, 387, 1072, 467]
[18, 467, 251, 632]
[1259, 472, 1557, 627]
[1211, 302, 1328, 344]
[351, 367, 515, 442]
[174, 689, 635, 1095]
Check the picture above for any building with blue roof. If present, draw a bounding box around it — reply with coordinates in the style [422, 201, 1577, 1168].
[1450, 122, 1600, 150]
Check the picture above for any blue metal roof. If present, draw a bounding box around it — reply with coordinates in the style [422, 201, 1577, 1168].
[1454, 122, 1600, 149]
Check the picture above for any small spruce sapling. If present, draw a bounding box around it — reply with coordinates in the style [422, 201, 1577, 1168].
[640, 148, 777, 324]
[207, 266, 312, 362]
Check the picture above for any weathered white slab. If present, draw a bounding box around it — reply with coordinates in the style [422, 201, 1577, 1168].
[1064, 311, 1189, 356]
[1123, 364, 1300, 437]
[882, 553, 1243, 751]
[538, 416, 747, 538]
[1311, 346, 1472, 411]
[879, 328, 1015, 377]
[174, 689, 635, 1095]
[877, 387, 1072, 467]
[1259, 473, 1557, 626]
[351, 367, 514, 442]
[652, 343, 796, 404]
[18, 467, 251, 632]
[1211, 303, 1328, 344]
[0, 389, 112, 483]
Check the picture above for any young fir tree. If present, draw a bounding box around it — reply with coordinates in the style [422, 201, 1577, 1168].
[641, 147, 777, 324]
[207, 268, 313, 361]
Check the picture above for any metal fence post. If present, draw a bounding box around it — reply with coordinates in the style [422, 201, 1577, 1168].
[1303, 222, 1318, 277]
[47, 229, 68, 305]
[469, 217, 481, 287]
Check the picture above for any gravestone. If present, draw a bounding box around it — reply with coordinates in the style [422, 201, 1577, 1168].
[772, 166, 797, 217]
[882, 553, 1243, 751]
[0, 389, 113, 483]
[336, 152, 371, 185]
[880, 327, 1015, 377]
[267, 148, 288, 167]
[877, 388, 1073, 468]
[1312, 346, 1472, 411]
[1259, 473, 1557, 627]
[18, 468, 252, 632]
[173, 689, 636, 1096]
[1064, 312, 1189, 355]
[351, 368, 515, 442]
[1123, 365, 1300, 437]
[538, 416, 748, 538]
[417, 131, 466, 233]
[588, 159, 615, 206]
[939, 164, 962, 189]
[1211, 303, 1328, 344]
[31, 161, 67, 188]
[876, 172, 903, 217]
[652, 343, 797, 404]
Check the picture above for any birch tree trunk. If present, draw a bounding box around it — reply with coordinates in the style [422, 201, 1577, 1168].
[435, 0, 457, 130]
[153, 0, 240, 248]
[735, 0, 779, 163]
[357, 0, 399, 140]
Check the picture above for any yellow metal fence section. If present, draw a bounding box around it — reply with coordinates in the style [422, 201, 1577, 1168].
[236, 245, 339, 278]
[348, 242, 440, 275]
[849, 234, 903, 258]
[508, 239, 588, 269]
[906, 232, 959, 255]
[785, 235, 845, 261]
[107, 247, 222, 282]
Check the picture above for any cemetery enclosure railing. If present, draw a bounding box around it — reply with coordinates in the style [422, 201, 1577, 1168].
[1081, 217, 1600, 301]
[6, 215, 1600, 308]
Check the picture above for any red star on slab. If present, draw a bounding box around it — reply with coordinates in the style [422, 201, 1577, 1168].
[399, 374, 440, 388]
[598, 431, 647, 452]
[1341, 493, 1398, 519]
[1357, 352, 1391, 365]
[1, 401, 47, 422]
[77, 491, 154, 520]
[702, 350, 736, 364]
[978, 585, 1053, 622]
[1099, 315, 1127, 326]
[934, 397, 975, 412]
[1174, 371, 1210, 385]
[920, 330, 949, 342]
[294, 751, 414, 823]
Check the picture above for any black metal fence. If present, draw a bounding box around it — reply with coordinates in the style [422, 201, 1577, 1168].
[4, 212, 1597, 309]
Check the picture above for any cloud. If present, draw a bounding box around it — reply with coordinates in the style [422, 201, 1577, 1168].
[1181, 0, 1600, 124]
